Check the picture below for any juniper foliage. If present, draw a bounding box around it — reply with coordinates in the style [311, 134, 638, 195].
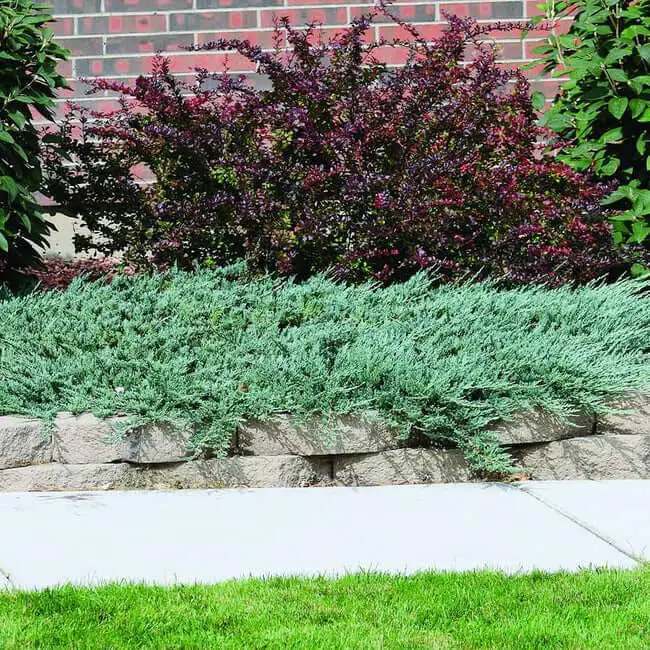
[1, 267, 649, 472]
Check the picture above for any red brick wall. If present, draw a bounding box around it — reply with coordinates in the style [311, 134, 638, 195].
[49, 1, 570, 115]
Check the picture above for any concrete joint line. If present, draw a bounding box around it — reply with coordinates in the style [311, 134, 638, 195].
[518, 485, 645, 567]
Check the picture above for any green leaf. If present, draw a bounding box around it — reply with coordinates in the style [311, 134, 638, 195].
[631, 221, 650, 243]
[599, 158, 620, 176]
[606, 68, 628, 82]
[621, 25, 650, 39]
[0, 232, 8, 252]
[638, 107, 650, 122]
[608, 96, 628, 119]
[543, 112, 572, 131]
[531, 91, 546, 111]
[631, 263, 650, 277]
[600, 127, 623, 143]
[630, 98, 646, 118]
[0, 176, 20, 201]
[639, 45, 650, 62]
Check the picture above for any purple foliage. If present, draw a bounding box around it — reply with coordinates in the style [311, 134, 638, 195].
[43, 6, 626, 285]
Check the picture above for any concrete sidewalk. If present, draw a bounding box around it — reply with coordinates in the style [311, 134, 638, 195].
[1, 481, 648, 591]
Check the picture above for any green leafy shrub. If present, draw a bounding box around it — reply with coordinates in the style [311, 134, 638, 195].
[1, 266, 648, 473]
[530, 0, 650, 250]
[0, 0, 68, 278]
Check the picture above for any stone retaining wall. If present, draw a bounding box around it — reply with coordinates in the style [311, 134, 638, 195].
[1, 396, 649, 490]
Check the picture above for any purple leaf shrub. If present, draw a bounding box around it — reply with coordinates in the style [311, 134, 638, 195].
[43, 6, 628, 285]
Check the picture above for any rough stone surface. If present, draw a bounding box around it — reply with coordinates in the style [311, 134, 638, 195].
[0, 463, 133, 491]
[0, 416, 52, 470]
[138, 456, 332, 489]
[123, 422, 192, 464]
[515, 434, 650, 480]
[238, 414, 405, 456]
[596, 394, 650, 436]
[52, 413, 192, 464]
[492, 410, 593, 445]
[0, 457, 331, 491]
[334, 449, 470, 486]
[53, 413, 127, 464]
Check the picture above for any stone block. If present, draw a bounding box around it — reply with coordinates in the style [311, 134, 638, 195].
[122, 422, 193, 464]
[596, 394, 650, 436]
[138, 456, 331, 489]
[53, 413, 192, 464]
[0, 463, 133, 491]
[492, 410, 593, 445]
[238, 414, 404, 456]
[0, 456, 331, 491]
[0, 416, 52, 470]
[53, 413, 127, 464]
[515, 434, 650, 480]
[334, 448, 470, 486]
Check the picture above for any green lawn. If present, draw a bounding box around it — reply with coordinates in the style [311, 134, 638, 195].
[1, 570, 648, 649]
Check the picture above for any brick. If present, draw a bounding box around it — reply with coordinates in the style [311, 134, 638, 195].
[288, 0, 371, 4]
[260, 8, 348, 28]
[49, 17, 74, 36]
[106, 33, 192, 54]
[105, 0, 192, 10]
[78, 14, 167, 35]
[375, 5, 438, 23]
[58, 37, 103, 56]
[198, 0, 281, 7]
[440, 2, 524, 19]
[57, 60, 73, 78]
[170, 11, 257, 31]
[369, 45, 411, 66]
[465, 40, 524, 61]
[77, 52, 256, 76]
[51, 0, 101, 15]
[378, 23, 445, 42]
[197, 30, 281, 50]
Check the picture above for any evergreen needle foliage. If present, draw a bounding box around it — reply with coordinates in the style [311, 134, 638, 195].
[1, 266, 649, 473]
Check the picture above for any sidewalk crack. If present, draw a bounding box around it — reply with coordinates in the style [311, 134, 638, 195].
[0, 565, 15, 589]
[518, 485, 645, 567]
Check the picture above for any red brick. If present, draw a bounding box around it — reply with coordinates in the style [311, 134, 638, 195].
[76, 52, 257, 77]
[106, 33, 193, 54]
[368, 45, 411, 66]
[197, 30, 282, 50]
[78, 14, 167, 35]
[375, 5, 438, 23]
[378, 23, 445, 42]
[529, 78, 562, 99]
[51, 0, 101, 15]
[57, 61, 73, 77]
[105, 0, 192, 11]
[167, 52, 258, 73]
[170, 11, 257, 31]
[465, 39, 523, 61]
[287, 0, 371, 4]
[260, 8, 348, 28]
[198, 0, 281, 7]
[49, 17, 74, 36]
[58, 37, 103, 57]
